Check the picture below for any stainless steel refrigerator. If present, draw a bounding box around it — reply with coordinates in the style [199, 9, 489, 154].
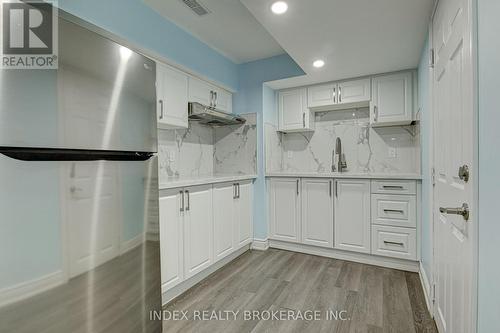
[0, 13, 162, 333]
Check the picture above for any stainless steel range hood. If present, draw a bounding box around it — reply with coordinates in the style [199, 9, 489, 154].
[188, 102, 246, 126]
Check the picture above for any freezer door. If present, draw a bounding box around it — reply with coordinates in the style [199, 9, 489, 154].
[0, 17, 157, 152]
[0, 155, 162, 333]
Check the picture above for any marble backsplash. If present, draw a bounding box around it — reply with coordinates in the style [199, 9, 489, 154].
[265, 108, 420, 174]
[158, 113, 257, 182]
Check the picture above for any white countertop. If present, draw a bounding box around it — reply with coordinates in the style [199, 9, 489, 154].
[159, 174, 258, 190]
[266, 172, 422, 180]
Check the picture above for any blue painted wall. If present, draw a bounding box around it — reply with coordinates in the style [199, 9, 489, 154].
[477, 0, 500, 331]
[57, 0, 239, 91]
[234, 55, 304, 239]
[417, 37, 432, 284]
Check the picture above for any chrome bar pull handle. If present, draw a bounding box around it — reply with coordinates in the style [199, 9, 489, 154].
[338, 86, 342, 103]
[329, 180, 332, 197]
[296, 179, 299, 195]
[214, 91, 217, 108]
[333, 87, 336, 103]
[159, 100, 164, 119]
[384, 209, 404, 214]
[185, 190, 190, 211]
[373, 105, 378, 122]
[439, 203, 470, 221]
[302, 113, 305, 128]
[179, 191, 184, 212]
[384, 240, 404, 246]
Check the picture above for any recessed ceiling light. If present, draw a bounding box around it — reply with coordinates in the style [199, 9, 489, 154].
[313, 60, 325, 68]
[271, 1, 288, 15]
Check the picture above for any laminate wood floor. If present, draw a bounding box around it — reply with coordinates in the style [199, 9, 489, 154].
[163, 248, 437, 333]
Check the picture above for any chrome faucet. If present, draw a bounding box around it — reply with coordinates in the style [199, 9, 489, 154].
[336, 137, 347, 172]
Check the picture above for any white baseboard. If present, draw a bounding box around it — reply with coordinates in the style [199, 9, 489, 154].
[269, 239, 419, 272]
[419, 261, 434, 315]
[162, 245, 250, 305]
[120, 233, 144, 255]
[251, 238, 269, 251]
[0, 270, 65, 307]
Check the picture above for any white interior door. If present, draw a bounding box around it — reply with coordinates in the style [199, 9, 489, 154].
[432, 0, 475, 331]
[67, 162, 121, 278]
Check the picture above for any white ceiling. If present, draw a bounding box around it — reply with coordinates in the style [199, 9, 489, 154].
[143, 0, 285, 64]
[241, 0, 435, 89]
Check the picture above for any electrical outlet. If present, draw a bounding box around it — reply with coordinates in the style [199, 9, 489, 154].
[287, 151, 293, 158]
[388, 147, 397, 158]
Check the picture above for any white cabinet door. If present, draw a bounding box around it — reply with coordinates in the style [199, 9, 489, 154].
[159, 189, 184, 291]
[183, 184, 213, 278]
[234, 181, 253, 248]
[156, 63, 188, 129]
[269, 178, 301, 243]
[307, 83, 337, 108]
[188, 77, 214, 107]
[278, 88, 313, 132]
[334, 179, 371, 253]
[301, 178, 334, 248]
[338, 78, 371, 104]
[213, 88, 232, 114]
[213, 183, 235, 261]
[371, 72, 413, 126]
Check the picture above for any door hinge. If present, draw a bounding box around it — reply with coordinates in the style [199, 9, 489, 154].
[430, 48, 435, 68]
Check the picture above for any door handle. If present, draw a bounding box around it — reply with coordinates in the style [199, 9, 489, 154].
[159, 100, 164, 119]
[439, 203, 469, 221]
[185, 190, 190, 211]
[180, 190, 184, 212]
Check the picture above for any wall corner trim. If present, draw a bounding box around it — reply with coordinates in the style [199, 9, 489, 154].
[251, 238, 269, 251]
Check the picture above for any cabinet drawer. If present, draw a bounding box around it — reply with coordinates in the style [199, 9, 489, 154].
[371, 180, 416, 195]
[371, 194, 416, 228]
[371, 225, 416, 260]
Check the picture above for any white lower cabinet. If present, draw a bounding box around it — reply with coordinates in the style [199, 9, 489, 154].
[371, 225, 417, 260]
[269, 178, 301, 243]
[160, 180, 253, 293]
[213, 183, 236, 261]
[301, 178, 334, 248]
[334, 179, 371, 254]
[234, 181, 253, 247]
[182, 184, 214, 279]
[213, 181, 253, 262]
[159, 189, 184, 292]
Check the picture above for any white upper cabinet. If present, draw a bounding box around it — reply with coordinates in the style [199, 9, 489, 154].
[334, 179, 371, 254]
[278, 88, 314, 132]
[307, 83, 337, 108]
[188, 77, 232, 113]
[306, 78, 370, 110]
[269, 178, 301, 243]
[337, 78, 371, 104]
[301, 178, 334, 248]
[156, 63, 189, 129]
[370, 71, 413, 126]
